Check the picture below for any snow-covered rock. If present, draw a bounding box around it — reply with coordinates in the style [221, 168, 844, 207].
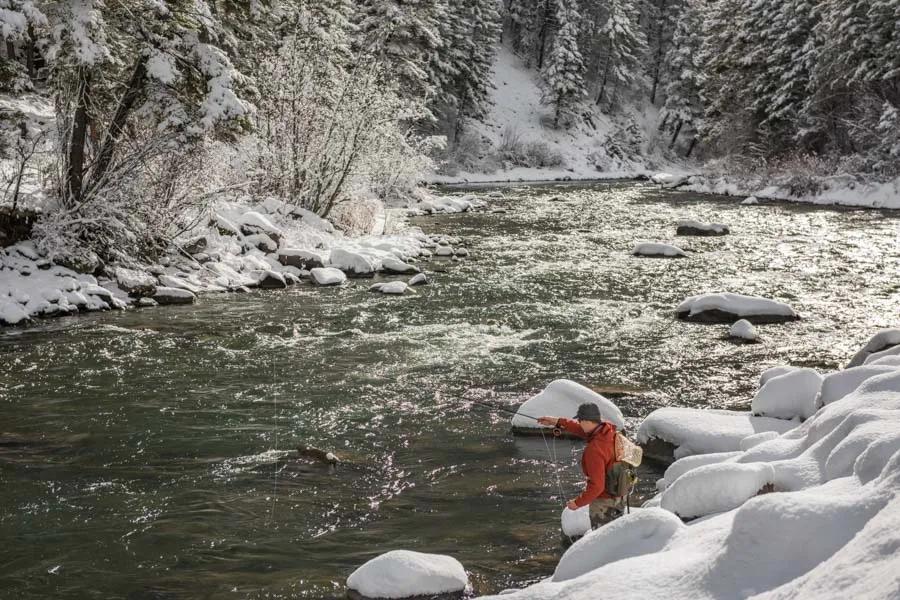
[310, 267, 346, 286]
[632, 242, 687, 258]
[455, 247, 470, 257]
[847, 329, 900, 367]
[651, 173, 689, 188]
[346, 550, 468, 599]
[215, 214, 242, 237]
[742, 196, 759, 205]
[277, 248, 325, 270]
[254, 270, 287, 289]
[819, 365, 898, 406]
[369, 281, 411, 295]
[760, 365, 800, 387]
[864, 345, 900, 365]
[330, 248, 379, 277]
[409, 273, 429, 286]
[660, 462, 776, 519]
[381, 256, 419, 274]
[751, 368, 823, 420]
[0, 300, 30, 325]
[512, 379, 625, 432]
[729, 319, 760, 342]
[158, 274, 202, 294]
[434, 246, 454, 257]
[554, 508, 684, 582]
[114, 267, 156, 296]
[561, 505, 591, 539]
[637, 407, 798, 463]
[238, 211, 282, 243]
[153, 286, 196, 305]
[676, 219, 730, 236]
[676, 292, 799, 324]
[244, 233, 278, 253]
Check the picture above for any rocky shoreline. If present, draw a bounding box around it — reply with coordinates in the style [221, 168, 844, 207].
[0, 194, 483, 328]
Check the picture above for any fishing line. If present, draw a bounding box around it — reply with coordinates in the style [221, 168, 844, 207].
[268, 356, 279, 526]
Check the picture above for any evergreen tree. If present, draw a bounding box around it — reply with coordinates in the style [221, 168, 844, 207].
[593, 0, 647, 107]
[659, 0, 703, 155]
[540, 0, 586, 127]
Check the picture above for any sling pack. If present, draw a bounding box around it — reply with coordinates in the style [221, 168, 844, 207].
[605, 433, 642, 499]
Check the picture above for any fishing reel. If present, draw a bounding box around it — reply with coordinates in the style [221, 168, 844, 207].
[553, 427, 562, 437]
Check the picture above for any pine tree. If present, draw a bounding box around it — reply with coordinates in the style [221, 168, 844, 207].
[659, 0, 703, 155]
[441, 0, 502, 140]
[593, 0, 647, 107]
[354, 0, 446, 118]
[540, 0, 586, 128]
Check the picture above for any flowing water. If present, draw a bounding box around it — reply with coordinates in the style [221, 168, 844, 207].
[1, 182, 899, 599]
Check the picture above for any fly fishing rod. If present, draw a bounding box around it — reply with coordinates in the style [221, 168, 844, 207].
[464, 399, 563, 436]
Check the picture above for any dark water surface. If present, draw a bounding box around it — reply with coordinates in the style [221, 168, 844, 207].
[1, 183, 898, 599]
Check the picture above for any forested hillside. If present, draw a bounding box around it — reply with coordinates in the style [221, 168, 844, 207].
[2, 0, 899, 263]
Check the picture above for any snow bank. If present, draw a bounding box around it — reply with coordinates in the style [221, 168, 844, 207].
[751, 368, 823, 420]
[484, 347, 900, 600]
[651, 173, 690, 188]
[346, 550, 468, 599]
[660, 462, 775, 519]
[819, 365, 898, 406]
[740, 431, 780, 451]
[847, 329, 900, 368]
[561, 506, 591, 538]
[676, 292, 799, 324]
[729, 319, 759, 341]
[657, 451, 742, 491]
[512, 379, 625, 431]
[553, 508, 684, 582]
[632, 242, 687, 258]
[637, 408, 797, 461]
[864, 344, 900, 365]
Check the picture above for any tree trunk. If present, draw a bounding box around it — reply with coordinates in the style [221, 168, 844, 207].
[685, 135, 697, 158]
[64, 69, 91, 207]
[25, 24, 36, 78]
[5, 41, 15, 60]
[650, 0, 668, 105]
[536, 0, 551, 69]
[596, 61, 610, 105]
[86, 56, 148, 196]
[669, 119, 683, 147]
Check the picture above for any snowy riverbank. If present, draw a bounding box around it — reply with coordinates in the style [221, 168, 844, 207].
[0, 193, 480, 327]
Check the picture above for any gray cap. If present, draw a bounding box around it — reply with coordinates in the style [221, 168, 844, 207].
[574, 403, 602, 422]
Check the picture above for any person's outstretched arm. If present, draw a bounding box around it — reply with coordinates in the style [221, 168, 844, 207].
[537, 416, 586, 439]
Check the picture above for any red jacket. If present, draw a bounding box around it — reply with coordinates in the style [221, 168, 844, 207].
[557, 419, 617, 508]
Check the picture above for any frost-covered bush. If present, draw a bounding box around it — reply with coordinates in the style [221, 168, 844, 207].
[494, 126, 564, 169]
[254, 23, 434, 218]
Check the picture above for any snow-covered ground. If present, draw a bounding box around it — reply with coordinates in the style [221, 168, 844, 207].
[481, 331, 900, 600]
[429, 46, 667, 185]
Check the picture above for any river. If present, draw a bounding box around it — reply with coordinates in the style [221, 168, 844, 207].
[1, 182, 898, 599]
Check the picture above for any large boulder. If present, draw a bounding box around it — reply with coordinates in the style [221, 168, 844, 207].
[153, 286, 196, 305]
[511, 379, 625, 435]
[114, 267, 156, 297]
[330, 248, 379, 277]
[254, 270, 287, 289]
[676, 292, 800, 324]
[278, 248, 325, 270]
[238, 211, 282, 244]
[310, 267, 347, 286]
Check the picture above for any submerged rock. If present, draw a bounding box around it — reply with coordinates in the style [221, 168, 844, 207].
[633, 242, 687, 258]
[369, 281, 411, 295]
[676, 219, 730, 236]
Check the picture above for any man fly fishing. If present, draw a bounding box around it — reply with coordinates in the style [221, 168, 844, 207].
[538, 402, 632, 529]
